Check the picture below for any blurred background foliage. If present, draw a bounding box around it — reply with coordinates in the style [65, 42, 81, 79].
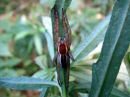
[0, 0, 130, 97]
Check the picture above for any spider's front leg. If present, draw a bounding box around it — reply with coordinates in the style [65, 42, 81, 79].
[68, 51, 75, 61]
[53, 53, 63, 85]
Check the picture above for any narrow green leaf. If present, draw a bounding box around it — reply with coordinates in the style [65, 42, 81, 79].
[0, 77, 58, 90]
[15, 31, 32, 40]
[32, 70, 49, 79]
[34, 55, 47, 69]
[0, 58, 21, 68]
[110, 88, 130, 97]
[39, 72, 54, 97]
[70, 69, 92, 83]
[42, 17, 53, 38]
[0, 69, 18, 77]
[39, 73, 53, 97]
[40, 16, 54, 60]
[64, 0, 72, 11]
[37, 68, 55, 97]
[73, 15, 110, 62]
[89, 0, 130, 97]
[32, 69, 54, 80]
[43, 32, 54, 60]
[71, 82, 91, 94]
[51, 7, 56, 52]
[40, 88, 48, 97]
[34, 35, 43, 55]
[70, 82, 130, 97]
[124, 48, 130, 77]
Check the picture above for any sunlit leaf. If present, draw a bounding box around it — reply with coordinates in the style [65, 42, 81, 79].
[43, 32, 54, 60]
[41, 16, 54, 60]
[73, 14, 110, 62]
[42, 17, 53, 38]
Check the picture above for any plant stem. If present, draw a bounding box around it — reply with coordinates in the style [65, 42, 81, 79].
[61, 69, 67, 97]
[55, 0, 65, 18]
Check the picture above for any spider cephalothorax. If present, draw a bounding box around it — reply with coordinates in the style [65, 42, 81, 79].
[57, 37, 68, 55]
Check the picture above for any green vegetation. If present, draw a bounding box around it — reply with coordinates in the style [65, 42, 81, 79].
[0, 0, 130, 97]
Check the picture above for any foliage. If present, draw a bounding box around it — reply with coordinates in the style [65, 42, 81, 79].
[89, 0, 130, 97]
[0, 0, 130, 97]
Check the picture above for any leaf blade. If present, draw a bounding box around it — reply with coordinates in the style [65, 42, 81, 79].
[0, 77, 58, 90]
[89, 0, 130, 97]
[73, 14, 110, 62]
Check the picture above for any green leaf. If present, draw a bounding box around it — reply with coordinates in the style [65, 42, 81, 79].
[55, 0, 65, 16]
[0, 77, 58, 90]
[32, 70, 48, 79]
[40, 88, 48, 97]
[64, 0, 72, 11]
[71, 82, 91, 94]
[34, 55, 47, 69]
[89, 0, 130, 97]
[15, 31, 32, 40]
[33, 68, 55, 97]
[0, 42, 12, 57]
[73, 14, 110, 62]
[13, 36, 33, 59]
[110, 88, 130, 97]
[124, 48, 130, 77]
[0, 69, 18, 77]
[32, 69, 54, 80]
[0, 33, 13, 42]
[39, 70, 54, 97]
[70, 82, 130, 97]
[38, 70, 54, 97]
[34, 34, 43, 55]
[43, 32, 54, 60]
[0, 58, 21, 68]
[42, 17, 53, 38]
[41, 16, 54, 60]
[0, 19, 12, 32]
[70, 68, 92, 83]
